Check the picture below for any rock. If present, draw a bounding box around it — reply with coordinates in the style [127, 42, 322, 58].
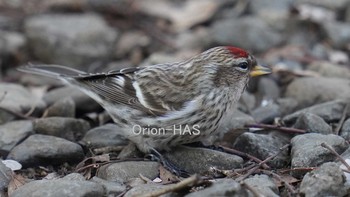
[232, 132, 290, 168]
[25, 13, 118, 68]
[115, 31, 150, 58]
[0, 120, 33, 155]
[211, 17, 282, 52]
[33, 117, 90, 141]
[322, 21, 350, 49]
[249, 0, 291, 31]
[124, 183, 175, 197]
[0, 160, 12, 195]
[0, 83, 46, 124]
[276, 97, 298, 116]
[0, 31, 26, 62]
[257, 77, 280, 101]
[238, 92, 256, 113]
[81, 124, 128, 149]
[307, 61, 350, 78]
[290, 133, 348, 177]
[0, 15, 19, 30]
[117, 143, 143, 159]
[218, 110, 255, 144]
[137, 0, 224, 32]
[293, 113, 332, 134]
[45, 97, 76, 118]
[61, 173, 85, 181]
[284, 19, 323, 47]
[164, 146, 243, 174]
[340, 119, 350, 141]
[285, 77, 350, 108]
[185, 178, 248, 197]
[299, 162, 348, 197]
[251, 103, 281, 123]
[10, 178, 105, 197]
[244, 174, 279, 197]
[296, 0, 349, 10]
[97, 161, 159, 183]
[175, 28, 212, 50]
[91, 177, 126, 197]
[7, 134, 84, 167]
[283, 100, 346, 125]
[250, 0, 291, 15]
[43, 86, 101, 114]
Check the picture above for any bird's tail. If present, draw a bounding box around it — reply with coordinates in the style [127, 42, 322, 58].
[18, 64, 87, 78]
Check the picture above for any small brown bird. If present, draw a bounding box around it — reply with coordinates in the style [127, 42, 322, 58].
[19, 46, 271, 153]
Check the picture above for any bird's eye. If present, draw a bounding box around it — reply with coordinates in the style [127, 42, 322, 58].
[237, 62, 249, 71]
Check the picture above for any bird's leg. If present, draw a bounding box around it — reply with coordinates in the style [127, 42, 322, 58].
[185, 141, 224, 152]
[145, 148, 190, 178]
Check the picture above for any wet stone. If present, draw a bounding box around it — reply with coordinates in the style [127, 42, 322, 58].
[299, 162, 348, 197]
[293, 113, 332, 134]
[285, 77, 350, 108]
[43, 86, 101, 114]
[97, 161, 159, 183]
[244, 174, 279, 197]
[45, 97, 76, 118]
[7, 134, 84, 167]
[283, 100, 346, 125]
[251, 103, 281, 123]
[290, 133, 348, 177]
[185, 178, 248, 197]
[164, 146, 243, 175]
[0, 120, 33, 155]
[232, 132, 290, 168]
[0, 160, 12, 195]
[0, 83, 46, 124]
[25, 13, 118, 68]
[81, 124, 128, 149]
[10, 178, 105, 197]
[340, 118, 350, 141]
[33, 117, 90, 141]
[91, 176, 126, 197]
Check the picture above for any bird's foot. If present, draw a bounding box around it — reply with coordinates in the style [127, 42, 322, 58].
[145, 148, 190, 178]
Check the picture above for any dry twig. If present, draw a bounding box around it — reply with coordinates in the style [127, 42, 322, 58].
[241, 181, 264, 197]
[139, 175, 201, 197]
[0, 106, 35, 120]
[257, 169, 298, 197]
[220, 145, 270, 169]
[246, 123, 306, 134]
[236, 144, 290, 182]
[321, 142, 350, 171]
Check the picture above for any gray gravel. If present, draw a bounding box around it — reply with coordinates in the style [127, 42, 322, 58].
[2, 1, 350, 196]
[7, 134, 84, 167]
[25, 13, 118, 68]
[291, 133, 349, 177]
[299, 162, 349, 197]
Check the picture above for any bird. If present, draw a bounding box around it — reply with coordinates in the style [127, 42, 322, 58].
[19, 46, 271, 154]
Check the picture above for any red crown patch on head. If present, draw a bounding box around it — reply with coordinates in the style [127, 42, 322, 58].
[225, 46, 249, 58]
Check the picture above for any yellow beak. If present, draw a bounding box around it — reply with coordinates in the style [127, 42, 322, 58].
[250, 64, 272, 77]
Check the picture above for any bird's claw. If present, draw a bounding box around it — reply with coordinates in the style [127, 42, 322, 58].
[146, 148, 190, 178]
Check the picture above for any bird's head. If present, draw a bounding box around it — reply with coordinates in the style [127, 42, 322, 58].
[195, 46, 271, 88]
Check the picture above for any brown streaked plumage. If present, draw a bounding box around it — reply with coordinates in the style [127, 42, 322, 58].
[18, 46, 271, 153]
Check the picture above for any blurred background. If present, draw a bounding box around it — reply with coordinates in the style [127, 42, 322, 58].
[0, 0, 348, 72]
[0, 0, 350, 124]
[1, 2, 350, 194]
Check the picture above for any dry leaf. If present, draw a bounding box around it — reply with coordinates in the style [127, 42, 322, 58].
[158, 165, 180, 184]
[7, 173, 28, 196]
[272, 173, 299, 187]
